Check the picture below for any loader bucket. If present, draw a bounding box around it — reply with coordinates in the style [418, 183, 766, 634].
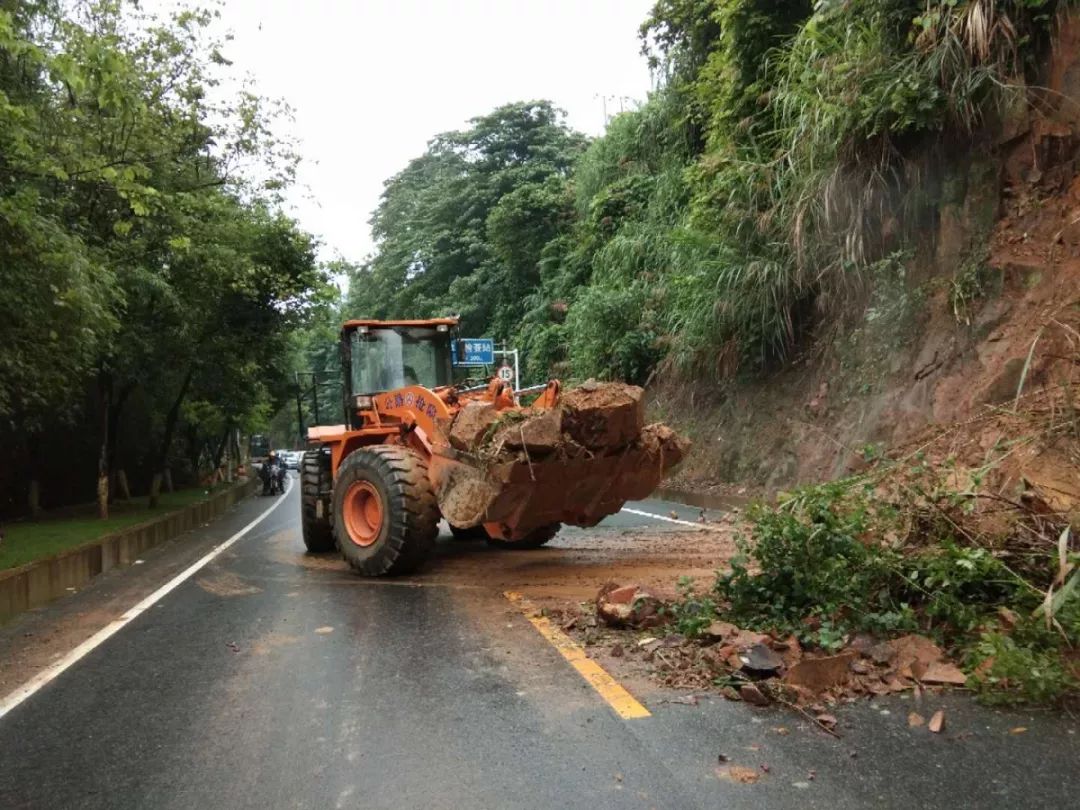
[427, 421, 686, 542]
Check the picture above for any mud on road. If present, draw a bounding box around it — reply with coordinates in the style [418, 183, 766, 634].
[280, 521, 738, 610]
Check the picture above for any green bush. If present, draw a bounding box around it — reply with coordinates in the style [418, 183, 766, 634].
[699, 472, 1080, 703]
[969, 625, 1079, 705]
[716, 481, 916, 648]
[565, 282, 657, 383]
[664, 576, 719, 638]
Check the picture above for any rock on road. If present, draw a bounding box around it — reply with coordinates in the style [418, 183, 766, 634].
[0, 480, 1077, 809]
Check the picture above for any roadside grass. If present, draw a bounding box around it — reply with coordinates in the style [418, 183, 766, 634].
[1, 488, 219, 571]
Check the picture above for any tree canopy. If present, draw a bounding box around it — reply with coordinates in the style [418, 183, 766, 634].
[347, 101, 587, 339]
[0, 0, 329, 516]
[352, 1, 1064, 386]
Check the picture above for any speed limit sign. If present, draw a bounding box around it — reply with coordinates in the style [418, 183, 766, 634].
[497, 364, 514, 383]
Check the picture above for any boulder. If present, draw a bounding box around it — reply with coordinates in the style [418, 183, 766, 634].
[561, 382, 644, 450]
[739, 683, 771, 706]
[888, 634, 944, 680]
[448, 401, 498, 451]
[595, 582, 663, 629]
[740, 643, 785, 675]
[638, 423, 691, 469]
[495, 408, 564, 455]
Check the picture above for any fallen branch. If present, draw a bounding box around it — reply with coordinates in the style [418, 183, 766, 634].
[770, 692, 842, 739]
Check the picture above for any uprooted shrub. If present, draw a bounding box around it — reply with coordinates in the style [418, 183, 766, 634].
[704, 465, 1079, 704]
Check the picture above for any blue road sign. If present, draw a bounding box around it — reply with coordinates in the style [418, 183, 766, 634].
[453, 338, 495, 366]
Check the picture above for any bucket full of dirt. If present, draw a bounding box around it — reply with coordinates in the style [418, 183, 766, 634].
[429, 381, 690, 539]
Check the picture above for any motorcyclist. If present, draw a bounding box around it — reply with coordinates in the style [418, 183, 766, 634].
[274, 453, 288, 492]
[260, 451, 283, 495]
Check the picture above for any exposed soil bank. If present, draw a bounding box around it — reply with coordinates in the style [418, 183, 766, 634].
[654, 21, 1080, 505]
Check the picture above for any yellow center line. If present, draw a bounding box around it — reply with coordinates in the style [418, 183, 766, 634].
[504, 591, 651, 720]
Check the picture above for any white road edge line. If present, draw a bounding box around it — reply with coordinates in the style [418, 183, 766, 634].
[0, 477, 293, 721]
[620, 506, 710, 529]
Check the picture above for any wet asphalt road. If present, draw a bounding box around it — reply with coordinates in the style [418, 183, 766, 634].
[1, 481, 1078, 809]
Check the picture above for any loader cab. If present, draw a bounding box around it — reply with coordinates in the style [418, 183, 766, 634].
[341, 319, 457, 413]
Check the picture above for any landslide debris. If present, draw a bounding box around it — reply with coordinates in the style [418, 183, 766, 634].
[441, 380, 687, 466]
[568, 582, 977, 731]
[433, 381, 690, 531]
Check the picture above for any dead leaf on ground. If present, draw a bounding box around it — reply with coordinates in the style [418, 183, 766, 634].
[784, 652, 855, 692]
[908, 712, 925, 727]
[921, 662, 968, 686]
[1010, 726, 1028, 735]
[928, 710, 945, 733]
[717, 765, 761, 784]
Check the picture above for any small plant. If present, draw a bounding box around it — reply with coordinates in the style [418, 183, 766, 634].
[968, 623, 1079, 706]
[664, 576, 718, 638]
[861, 442, 883, 461]
[949, 256, 996, 325]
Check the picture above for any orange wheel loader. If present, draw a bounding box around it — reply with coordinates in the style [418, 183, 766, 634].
[301, 318, 688, 576]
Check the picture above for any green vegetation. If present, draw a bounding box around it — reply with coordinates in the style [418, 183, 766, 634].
[0, 1, 330, 519]
[698, 473, 1079, 704]
[354, 1, 1066, 385]
[1, 487, 216, 570]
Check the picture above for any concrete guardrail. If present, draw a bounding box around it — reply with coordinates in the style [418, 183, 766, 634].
[0, 477, 257, 624]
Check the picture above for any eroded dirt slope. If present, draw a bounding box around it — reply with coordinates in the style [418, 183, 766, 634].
[657, 20, 1080, 502]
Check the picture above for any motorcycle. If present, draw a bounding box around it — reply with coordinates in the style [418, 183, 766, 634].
[260, 459, 286, 496]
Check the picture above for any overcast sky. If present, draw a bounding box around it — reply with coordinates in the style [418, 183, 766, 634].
[161, 0, 657, 264]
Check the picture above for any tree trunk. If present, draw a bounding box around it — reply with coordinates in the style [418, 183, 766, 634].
[116, 469, 131, 501]
[225, 432, 233, 484]
[149, 472, 163, 507]
[184, 425, 201, 481]
[97, 374, 111, 520]
[27, 433, 42, 519]
[212, 426, 230, 470]
[150, 367, 193, 508]
[28, 479, 42, 520]
[164, 467, 174, 493]
[106, 383, 135, 505]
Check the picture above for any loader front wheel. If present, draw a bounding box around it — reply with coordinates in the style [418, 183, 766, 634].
[301, 449, 335, 552]
[487, 522, 561, 550]
[333, 445, 438, 576]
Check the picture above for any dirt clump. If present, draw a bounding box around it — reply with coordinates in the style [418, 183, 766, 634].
[447, 401, 498, 451]
[492, 408, 563, 454]
[560, 381, 644, 450]
[595, 582, 664, 629]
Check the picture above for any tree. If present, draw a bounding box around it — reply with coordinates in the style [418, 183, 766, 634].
[0, 1, 327, 520]
[353, 101, 587, 339]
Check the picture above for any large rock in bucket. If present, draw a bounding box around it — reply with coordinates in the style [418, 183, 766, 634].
[560, 381, 644, 450]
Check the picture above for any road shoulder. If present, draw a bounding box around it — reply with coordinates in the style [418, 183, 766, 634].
[0, 485, 285, 696]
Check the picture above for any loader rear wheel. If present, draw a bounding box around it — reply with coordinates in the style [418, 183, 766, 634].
[301, 449, 335, 552]
[333, 445, 439, 576]
[486, 522, 561, 550]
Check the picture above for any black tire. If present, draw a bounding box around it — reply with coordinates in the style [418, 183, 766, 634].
[449, 523, 488, 541]
[486, 522, 561, 550]
[301, 450, 334, 552]
[333, 445, 439, 576]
